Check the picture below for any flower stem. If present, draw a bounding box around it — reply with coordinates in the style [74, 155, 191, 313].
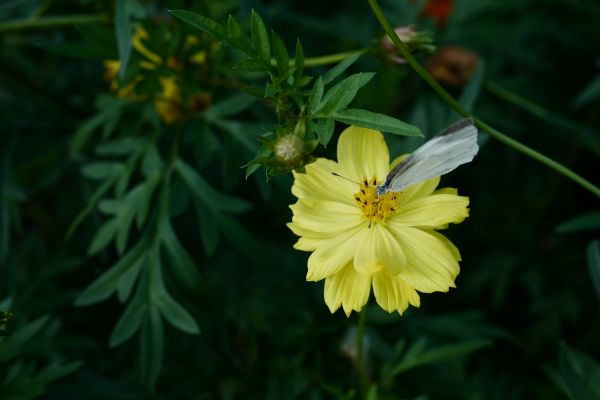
[355, 308, 370, 393]
[303, 48, 370, 67]
[0, 14, 108, 33]
[366, 0, 600, 199]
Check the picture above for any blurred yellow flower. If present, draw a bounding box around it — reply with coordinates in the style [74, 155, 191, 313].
[155, 77, 184, 125]
[102, 26, 213, 125]
[288, 126, 470, 316]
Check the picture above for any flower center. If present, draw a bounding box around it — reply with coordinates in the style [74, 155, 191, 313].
[354, 177, 398, 223]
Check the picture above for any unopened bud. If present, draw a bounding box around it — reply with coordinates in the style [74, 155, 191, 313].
[381, 26, 435, 65]
[274, 134, 306, 166]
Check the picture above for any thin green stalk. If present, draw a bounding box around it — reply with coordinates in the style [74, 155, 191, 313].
[355, 308, 370, 394]
[304, 48, 370, 67]
[367, 0, 600, 199]
[0, 14, 108, 33]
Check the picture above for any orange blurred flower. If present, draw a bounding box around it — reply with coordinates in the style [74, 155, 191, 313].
[412, 0, 454, 28]
[425, 46, 479, 87]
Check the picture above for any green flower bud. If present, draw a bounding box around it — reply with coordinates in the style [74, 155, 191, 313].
[274, 134, 307, 166]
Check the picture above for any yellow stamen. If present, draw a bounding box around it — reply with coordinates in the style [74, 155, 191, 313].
[354, 177, 398, 223]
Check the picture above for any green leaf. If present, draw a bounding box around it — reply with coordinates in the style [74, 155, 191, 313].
[110, 282, 146, 347]
[294, 39, 304, 82]
[322, 51, 361, 85]
[232, 58, 265, 72]
[175, 158, 251, 213]
[140, 306, 164, 391]
[556, 342, 600, 399]
[169, 10, 227, 39]
[587, 240, 600, 309]
[389, 339, 491, 377]
[316, 118, 335, 145]
[244, 145, 272, 179]
[87, 218, 118, 255]
[203, 93, 256, 120]
[161, 218, 203, 289]
[226, 14, 254, 54]
[117, 254, 144, 302]
[155, 291, 200, 335]
[81, 162, 123, 180]
[459, 60, 485, 112]
[75, 237, 148, 306]
[250, 10, 270, 63]
[141, 144, 163, 178]
[573, 74, 600, 109]
[332, 109, 423, 136]
[307, 77, 324, 115]
[194, 200, 220, 256]
[136, 176, 159, 229]
[556, 212, 600, 234]
[315, 72, 375, 116]
[115, 0, 133, 78]
[271, 31, 289, 76]
[216, 213, 269, 265]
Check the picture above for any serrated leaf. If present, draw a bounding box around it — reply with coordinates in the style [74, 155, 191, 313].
[175, 158, 251, 213]
[315, 72, 375, 116]
[81, 162, 123, 180]
[332, 109, 423, 136]
[87, 218, 118, 255]
[271, 31, 289, 76]
[316, 118, 335, 145]
[169, 10, 226, 39]
[250, 10, 270, 63]
[308, 77, 324, 115]
[322, 51, 362, 85]
[110, 283, 146, 347]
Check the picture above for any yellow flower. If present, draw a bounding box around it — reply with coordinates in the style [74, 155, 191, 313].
[155, 77, 184, 125]
[288, 126, 470, 316]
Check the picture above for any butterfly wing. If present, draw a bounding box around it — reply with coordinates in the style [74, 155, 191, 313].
[381, 118, 478, 193]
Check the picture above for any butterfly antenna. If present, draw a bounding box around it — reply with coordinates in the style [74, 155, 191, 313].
[331, 172, 360, 185]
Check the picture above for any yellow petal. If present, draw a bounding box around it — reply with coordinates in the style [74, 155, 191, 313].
[388, 194, 469, 228]
[388, 226, 459, 293]
[434, 187, 458, 195]
[307, 225, 367, 281]
[291, 158, 355, 205]
[324, 263, 372, 317]
[354, 224, 406, 276]
[289, 199, 362, 236]
[337, 126, 389, 184]
[292, 236, 321, 251]
[372, 271, 420, 314]
[425, 230, 462, 261]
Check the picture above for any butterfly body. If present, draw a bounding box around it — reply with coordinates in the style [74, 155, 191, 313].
[376, 118, 478, 196]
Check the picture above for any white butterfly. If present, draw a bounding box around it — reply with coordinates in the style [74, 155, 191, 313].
[376, 118, 479, 195]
